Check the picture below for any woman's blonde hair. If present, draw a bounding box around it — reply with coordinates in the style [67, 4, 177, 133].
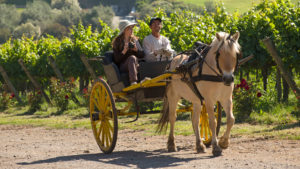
[112, 32, 138, 52]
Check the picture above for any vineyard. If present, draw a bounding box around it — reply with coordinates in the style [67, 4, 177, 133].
[0, 0, 299, 122]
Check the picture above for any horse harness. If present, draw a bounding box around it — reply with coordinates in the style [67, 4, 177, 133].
[175, 35, 240, 104]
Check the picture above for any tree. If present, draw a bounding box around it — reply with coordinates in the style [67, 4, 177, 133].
[20, 0, 54, 26]
[55, 5, 82, 27]
[13, 22, 41, 39]
[82, 5, 115, 28]
[0, 4, 20, 43]
[43, 23, 68, 39]
[51, 0, 81, 10]
[0, 4, 21, 30]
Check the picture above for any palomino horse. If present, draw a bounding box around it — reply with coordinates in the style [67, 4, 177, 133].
[157, 32, 241, 156]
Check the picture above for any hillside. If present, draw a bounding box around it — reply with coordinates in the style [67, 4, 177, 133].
[178, 0, 299, 13]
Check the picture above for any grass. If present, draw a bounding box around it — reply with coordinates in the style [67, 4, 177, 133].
[178, 0, 299, 13]
[229, 122, 300, 140]
[0, 104, 299, 140]
[0, 106, 90, 129]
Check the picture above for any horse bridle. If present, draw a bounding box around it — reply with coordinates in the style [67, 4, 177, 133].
[173, 34, 241, 104]
[204, 34, 240, 81]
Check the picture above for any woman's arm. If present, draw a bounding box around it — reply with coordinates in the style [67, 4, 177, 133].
[113, 44, 128, 64]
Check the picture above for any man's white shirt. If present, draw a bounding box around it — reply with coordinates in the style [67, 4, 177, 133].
[143, 34, 175, 62]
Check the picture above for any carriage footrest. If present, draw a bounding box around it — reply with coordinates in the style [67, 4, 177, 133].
[91, 112, 100, 121]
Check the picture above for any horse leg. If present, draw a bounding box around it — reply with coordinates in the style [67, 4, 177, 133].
[219, 99, 234, 149]
[167, 92, 180, 152]
[192, 103, 206, 153]
[207, 102, 222, 156]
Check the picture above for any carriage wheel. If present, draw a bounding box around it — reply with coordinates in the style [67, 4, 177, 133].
[89, 78, 118, 154]
[200, 102, 222, 147]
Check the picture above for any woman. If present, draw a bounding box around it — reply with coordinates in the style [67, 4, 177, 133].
[112, 20, 144, 85]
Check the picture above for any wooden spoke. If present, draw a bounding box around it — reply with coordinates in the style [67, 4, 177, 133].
[199, 102, 222, 147]
[89, 78, 118, 154]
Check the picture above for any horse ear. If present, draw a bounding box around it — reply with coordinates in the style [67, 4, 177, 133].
[232, 32, 240, 41]
[216, 32, 222, 41]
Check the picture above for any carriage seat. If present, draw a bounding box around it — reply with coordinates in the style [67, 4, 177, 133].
[102, 51, 171, 93]
[139, 61, 170, 80]
[102, 51, 129, 92]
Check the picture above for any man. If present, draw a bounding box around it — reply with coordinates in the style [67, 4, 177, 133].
[143, 17, 175, 62]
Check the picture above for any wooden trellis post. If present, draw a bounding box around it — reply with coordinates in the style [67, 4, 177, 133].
[0, 65, 23, 104]
[18, 59, 52, 104]
[80, 54, 97, 81]
[263, 37, 300, 100]
[48, 55, 64, 81]
[48, 55, 80, 104]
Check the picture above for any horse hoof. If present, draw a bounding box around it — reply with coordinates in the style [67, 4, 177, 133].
[219, 136, 229, 149]
[212, 146, 222, 156]
[196, 143, 206, 153]
[167, 138, 177, 152]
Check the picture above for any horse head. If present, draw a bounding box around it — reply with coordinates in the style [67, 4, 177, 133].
[213, 32, 241, 86]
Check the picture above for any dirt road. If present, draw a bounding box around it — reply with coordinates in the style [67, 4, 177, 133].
[0, 125, 299, 169]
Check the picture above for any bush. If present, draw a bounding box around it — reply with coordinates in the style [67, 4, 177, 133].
[43, 23, 68, 39]
[28, 90, 43, 112]
[0, 28, 11, 44]
[233, 79, 263, 122]
[0, 92, 14, 110]
[0, 82, 15, 110]
[49, 77, 75, 111]
[13, 22, 41, 39]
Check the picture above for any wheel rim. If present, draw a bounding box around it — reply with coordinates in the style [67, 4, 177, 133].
[89, 81, 116, 153]
[200, 102, 221, 145]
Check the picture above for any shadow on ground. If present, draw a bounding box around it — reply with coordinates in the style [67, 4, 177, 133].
[17, 149, 214, 168]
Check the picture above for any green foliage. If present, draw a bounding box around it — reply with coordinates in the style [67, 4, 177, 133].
[27, 90, 43, 112]
[233, 79, 264, 122]
[43, 23, 68, 39]
[82, 5, 115, 28]
[0, 28, 11, 44]
[137, 9, 217, 52]
[13, 22, 41, 39]
[0, 4, 20, 42]
[0, 92, 13, 110]
[4, 0, 32, 6]
[135, 0, 206, 20]
[0, 1, 298, 122]
[20, 0, 53, 25]
[51, 0, 81, 10]
[49, 77, 75, 111]
[249, 104, 297, 125]
[0, 82, 16, 110]
[78, 0, 100, 8]
[0, 4, 21, 30]
[55, 5, 81, 27]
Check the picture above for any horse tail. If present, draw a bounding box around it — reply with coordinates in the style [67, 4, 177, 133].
[156, 85, 170, 133]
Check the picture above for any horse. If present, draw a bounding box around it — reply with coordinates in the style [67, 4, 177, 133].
[157, 32, 241, 156]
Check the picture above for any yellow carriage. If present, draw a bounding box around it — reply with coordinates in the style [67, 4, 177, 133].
[85, 51, 222, 154]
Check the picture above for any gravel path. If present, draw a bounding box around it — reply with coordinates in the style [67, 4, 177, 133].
[0, 125, 300, 169]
